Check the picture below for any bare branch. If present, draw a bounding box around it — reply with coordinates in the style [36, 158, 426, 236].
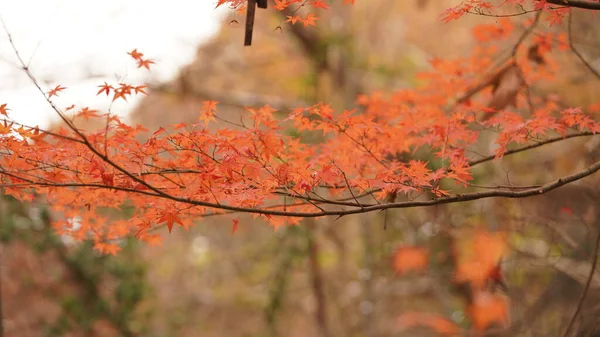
[562, 229, 600, 337]
[547, 0, 600, 10]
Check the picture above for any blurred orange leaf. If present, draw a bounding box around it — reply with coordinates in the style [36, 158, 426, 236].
[398, 312, 460, 336]
[0, 103, 9, 116]
[468, 290, 510, 332]
[454, 231, 507, 287]
[127, 48, 144, 60]
[392, 246, 429, 274]
[232, 218, 240, 234]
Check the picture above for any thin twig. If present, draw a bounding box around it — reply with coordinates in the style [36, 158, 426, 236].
[568, 11, 600, 81]
[562, 229, 600, 337]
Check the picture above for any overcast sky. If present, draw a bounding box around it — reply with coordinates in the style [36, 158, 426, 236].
[0, 0, 228, 128]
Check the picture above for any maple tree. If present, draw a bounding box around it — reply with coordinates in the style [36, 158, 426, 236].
[3, 0, 600, 334]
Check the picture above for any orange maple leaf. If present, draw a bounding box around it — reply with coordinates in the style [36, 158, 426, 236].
[454, 231, 507, 287]
[0, 103, 9, 116]
[127, 48, 144, 60]
[97, 82, 113, 96]
[301, 13, 319, 27]
[0, 121, 12, 134]
[94, 242, 121, 256]
[48, 85, 67, 98]
[172, 122, 187, 130]
[392, 246, 429, 274]
[113, 90, 128, 102]
[468, 291, 510, 331]
[309, 1, 329, 9]
[274, 0, 288, 10]
[198, 100, 218, 125]
[112, 83, 134, 102]
[286, 15, 300, 25]
[137, 58, 155, 70]
[134, 85, 148, 95]
[77, 107, 100, 120]
[158, 212, 183, 233]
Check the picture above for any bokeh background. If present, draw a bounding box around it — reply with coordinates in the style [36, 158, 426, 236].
[2, 1, 600, 336]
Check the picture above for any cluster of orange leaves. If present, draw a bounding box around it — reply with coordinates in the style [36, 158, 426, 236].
[216, 0, 354, 27]
[0, 12, 598, 254]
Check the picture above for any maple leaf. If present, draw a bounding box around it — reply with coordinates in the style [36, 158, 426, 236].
[301, 13, 319, 27]
[97, 82, 113, 96]
[454, 231, 508, 288]
[134, 85, 148, 95]
[48, 85, 67, 98]
[274, 0, 288, 10]
[0, 121, 12, 134]
[137, 58, 155, 70]
[112, 84, 135, 102]
[286, 15, 300, 24]
[468, 291, 510, 331]
[172, 122, 187, 130]
[546, 8, 567, 26]
[113, 90, 128, 102]
[127, 48, 144, 60]
[198, 100, 218, 125]
[533, 0, 549, 10]
[94, 242, 121, 256]
[76, 107, 100, 120]
[392, 246, 429, 274]
[157, 211, 183, 233]
[0, 103, 9, 116]
[309, 1, 329, 9]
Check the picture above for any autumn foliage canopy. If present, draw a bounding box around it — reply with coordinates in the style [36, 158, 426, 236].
[2, 0, 600, 333]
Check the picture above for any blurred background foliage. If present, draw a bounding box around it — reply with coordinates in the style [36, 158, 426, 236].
[3, 0, 600, 336]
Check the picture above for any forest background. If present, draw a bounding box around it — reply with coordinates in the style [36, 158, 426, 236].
[2, 0, 600, 336]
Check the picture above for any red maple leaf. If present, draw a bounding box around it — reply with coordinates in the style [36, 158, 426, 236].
[0, 104, 9, 116]
[127, 48, 144, 60]
[48, 85, 67, 98]
[158, 212, 183, 233]
[137, 58, 155, 70]
[97, 82, 113, 96]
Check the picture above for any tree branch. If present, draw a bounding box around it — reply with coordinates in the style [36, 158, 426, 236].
[547, 0, 600, 10]
[6, 153, 600, 219]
